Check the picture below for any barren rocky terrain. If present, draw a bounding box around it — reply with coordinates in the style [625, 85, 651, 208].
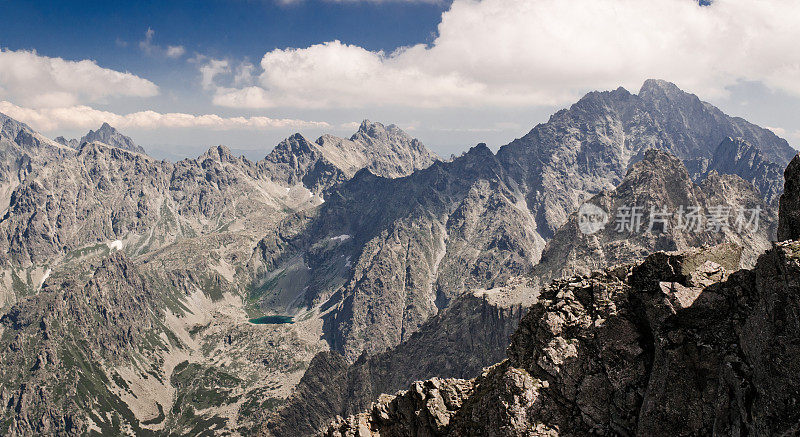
[0, 80, 796, 436]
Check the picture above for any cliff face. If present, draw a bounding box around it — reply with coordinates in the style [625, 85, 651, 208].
[325, 240, 800, 436]
[779, 154, 800, 241]
[266, 280, 536, 436]
[706, 137, 785, 204]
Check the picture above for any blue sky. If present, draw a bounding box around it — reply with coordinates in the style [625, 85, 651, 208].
[0, 1, 444, 72]
[1, 0, 799, 159]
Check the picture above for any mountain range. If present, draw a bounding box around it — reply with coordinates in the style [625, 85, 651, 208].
[0, 79, 797, 436]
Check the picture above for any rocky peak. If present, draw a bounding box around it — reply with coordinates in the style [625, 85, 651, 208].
[778, 154, 800, 241]
[0, 112, 31, 140]
[349, 120, 434, 159]
[271, 133, 316, 159]
[263, 122, 436, 193]
[78, 123, 146, 154]
[53, 136, 79, 148]
[350, 119, 415, 145]
[353, 119, 391, 140]
[638, 78, 686, 100]
[200, 145, 237, 163]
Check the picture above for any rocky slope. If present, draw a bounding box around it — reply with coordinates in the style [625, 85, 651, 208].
[256, 143, 545, 361]
[0, 114, 73, 213]
[323, 155, 800, 437]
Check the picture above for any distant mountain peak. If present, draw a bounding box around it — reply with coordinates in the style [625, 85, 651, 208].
[78, 123, 146, 154]
[639, 78, 683, 96]
[201, 145, 237, 162]
[263, 120, 436, 193]
[353, 119, 390, 141]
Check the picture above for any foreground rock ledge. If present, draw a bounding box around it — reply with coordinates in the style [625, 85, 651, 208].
[323, 241, 800, 436]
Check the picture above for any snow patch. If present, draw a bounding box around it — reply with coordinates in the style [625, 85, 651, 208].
[38, 268, 51, 290]
[330, 234, 351, 242]
[107, 240, 124, 251]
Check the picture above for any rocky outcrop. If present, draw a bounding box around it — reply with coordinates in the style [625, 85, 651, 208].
[779, 154, 800, 241]
[326, 239, 800, 436]
[324, 378, 475, 437]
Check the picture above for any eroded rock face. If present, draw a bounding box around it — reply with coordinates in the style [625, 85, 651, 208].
[325, 241, 800, 436]
[779, 154, 800, 241]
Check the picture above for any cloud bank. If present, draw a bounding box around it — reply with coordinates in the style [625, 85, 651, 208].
[0, 48, 159, 108]
[0, 101, 329, 132]
[208, 0, 800, 109]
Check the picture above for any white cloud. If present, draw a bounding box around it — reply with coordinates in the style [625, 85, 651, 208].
[0, 48, 158, 108]
[767, 126, 788, 138]
[0, 101, 329, 132]
[200, 59, 231, 90]
[208, 0, 800, 109]
[166, 45, 186, 59]
[139, 28, 186, 59]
